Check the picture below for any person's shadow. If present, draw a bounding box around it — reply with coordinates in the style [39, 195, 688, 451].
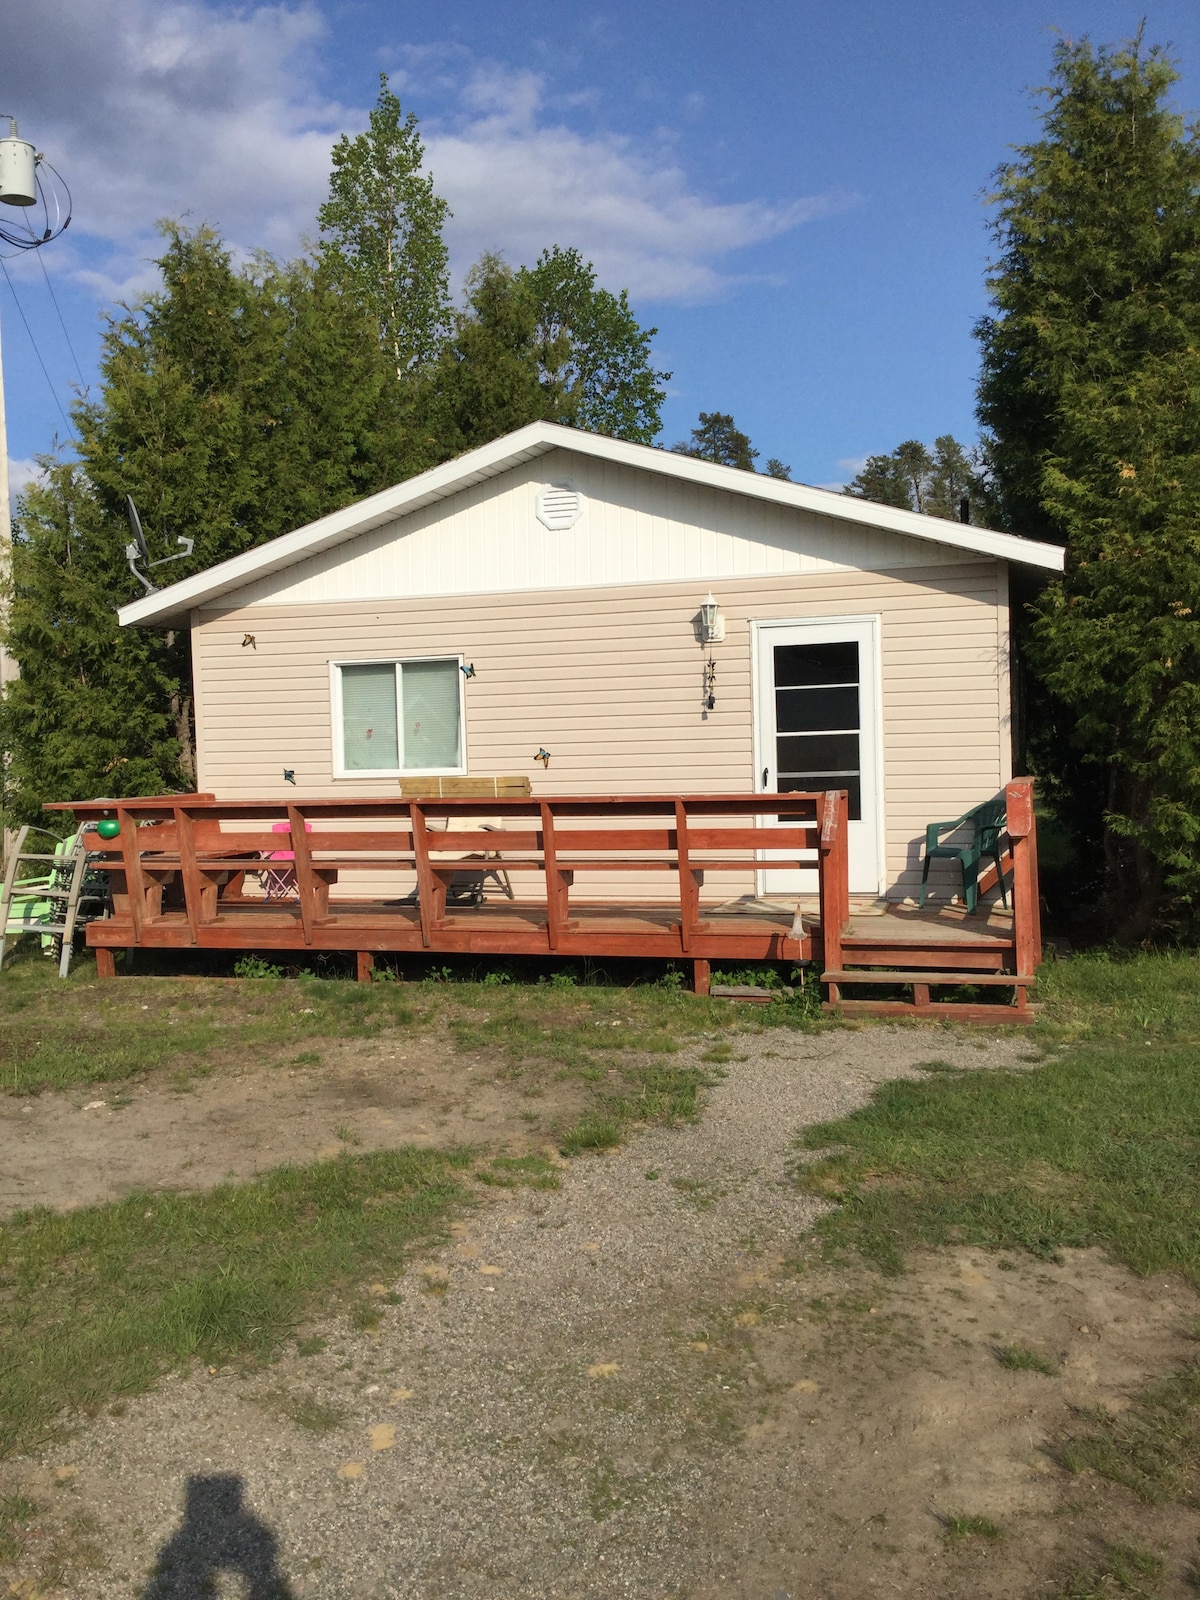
[142, 1474, 295, 1599]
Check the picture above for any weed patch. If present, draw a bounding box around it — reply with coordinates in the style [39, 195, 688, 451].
[998, 1342, 1059, 1375]
[1057, 1358, 1200, 1505]
[941, 1511, 1003, 1540]
[1055, 1541, 1164, 1599]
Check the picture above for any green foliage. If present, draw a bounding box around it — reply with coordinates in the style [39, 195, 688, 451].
[976, 33, 1200, 933]
[318, 74, 452, 375]
[998, 1342, 1058, 1375]
[425, 247, 669, 448]
[1059, 1358, 1200, 1504]
[941, 1512, 1003, 1540]
[673, 411, 759, 470]
[0, 225, 408, 819]
[844, 435, 986, 522]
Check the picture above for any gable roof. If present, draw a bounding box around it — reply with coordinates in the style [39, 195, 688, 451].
[119, 420, 1065, 626]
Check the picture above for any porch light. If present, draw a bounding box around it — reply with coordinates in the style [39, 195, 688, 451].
[699, 593, 725, 644]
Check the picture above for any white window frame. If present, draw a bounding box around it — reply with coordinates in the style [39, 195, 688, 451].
[330, 655, 467, 779]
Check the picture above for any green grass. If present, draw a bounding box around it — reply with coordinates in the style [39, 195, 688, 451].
[941, 1511, 1003, 1540]
[1056, 1541, 1164, 1599]
[1057, 1355, 1200, 1504]
[0, 952, 417, 1096]
[0, 1146, 474, 1460]
[793, 949, 1200, 1523]
[794, 952, 1200, 1282]
[998, 1341, 1059, 1375]
[0, 948, 766, 1098]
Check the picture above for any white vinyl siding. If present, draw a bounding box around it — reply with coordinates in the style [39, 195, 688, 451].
[333, 658, 463, 777]
[229, 448, 972, 611]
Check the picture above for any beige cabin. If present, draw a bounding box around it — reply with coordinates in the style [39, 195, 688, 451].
[120, 422, 1064, 902]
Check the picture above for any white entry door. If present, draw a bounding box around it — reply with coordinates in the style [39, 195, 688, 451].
[754, 617, 883, 895]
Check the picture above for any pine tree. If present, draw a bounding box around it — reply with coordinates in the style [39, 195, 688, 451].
[673, 412, 759, 470]
[844, 436, 983, 520]
[976, 33, 1200, 935]
[318, 75, 452, 377]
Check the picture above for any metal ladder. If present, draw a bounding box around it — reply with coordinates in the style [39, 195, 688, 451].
[0, 825, 104, 978]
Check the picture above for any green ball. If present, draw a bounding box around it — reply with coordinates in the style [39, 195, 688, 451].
[96, 818, 121, 840]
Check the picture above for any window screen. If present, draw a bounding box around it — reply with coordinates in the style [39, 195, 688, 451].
[773, 641, 862, 819]
[338, 659, 462, 773]
[402, 660, 461, 769]
[340, 663, 399, 771]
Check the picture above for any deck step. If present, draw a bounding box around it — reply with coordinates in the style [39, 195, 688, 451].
[822, 969, 1031, 987]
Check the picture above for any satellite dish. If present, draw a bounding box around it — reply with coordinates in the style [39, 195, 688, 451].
[124, 494, 194, 595]
[126, 495, 149, 561]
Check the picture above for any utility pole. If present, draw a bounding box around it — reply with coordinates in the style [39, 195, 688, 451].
[0, 307, 15, 695]
[0, 119, 72, 835]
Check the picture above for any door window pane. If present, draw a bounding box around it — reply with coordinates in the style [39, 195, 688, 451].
[401, 660, 461, 770]
[774, 641, 862, 820]
[780, 773, 862, 818]
[774, 641, 859, 686]
[341, 663, 399, 771]
[777, 732, 860, 773]
[776, 684, 859, 733]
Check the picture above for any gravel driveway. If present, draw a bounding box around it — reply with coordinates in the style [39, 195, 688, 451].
[3, 1024, 1071, 1600]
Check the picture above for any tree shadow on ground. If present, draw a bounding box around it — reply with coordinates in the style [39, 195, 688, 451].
[142, 1474, 294, 1599]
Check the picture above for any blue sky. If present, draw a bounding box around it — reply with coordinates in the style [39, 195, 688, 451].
[5, 0, 1200, 504]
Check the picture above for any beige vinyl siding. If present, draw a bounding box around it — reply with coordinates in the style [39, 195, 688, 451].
[192, 562, 1008, 903]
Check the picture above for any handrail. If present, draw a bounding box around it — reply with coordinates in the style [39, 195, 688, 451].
[56, 792, 835, 954]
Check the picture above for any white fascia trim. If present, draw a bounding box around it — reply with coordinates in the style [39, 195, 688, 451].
[119, 421, 1065, 627]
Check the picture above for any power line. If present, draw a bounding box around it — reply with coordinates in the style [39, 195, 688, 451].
[36, 248, 85, 387]
[0, 257, 77, 443]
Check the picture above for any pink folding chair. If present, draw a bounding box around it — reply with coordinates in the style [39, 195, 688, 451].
[257, 820, 312, 901]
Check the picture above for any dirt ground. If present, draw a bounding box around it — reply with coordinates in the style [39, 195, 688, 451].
[0, 1032, 588, 1216]
[4, 1025, 1200, 1599]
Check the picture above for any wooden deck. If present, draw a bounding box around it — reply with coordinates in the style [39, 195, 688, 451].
[48, 783, 1042, 1021]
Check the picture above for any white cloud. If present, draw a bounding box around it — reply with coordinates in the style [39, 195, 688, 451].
[422, 62, 849, 302]
[8, 0, 852, 307]
[6, 457, 44, 510]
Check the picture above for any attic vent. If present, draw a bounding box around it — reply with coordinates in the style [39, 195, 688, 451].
[535, 483, 584, 531]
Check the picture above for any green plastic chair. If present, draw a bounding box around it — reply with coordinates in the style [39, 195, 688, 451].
[0, 826, 107, 976]
[918, 795, 1008, 914]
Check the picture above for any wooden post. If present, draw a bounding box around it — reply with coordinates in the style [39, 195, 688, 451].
[286, 804, 316, 946]
[173, 805, 202, 944]
[817, 789, 848, 976]
[116, 806, 146, 942]
[95, 947, 116, 980]
[356, 951, 374, 984]
[692, 958, 710, 997]
[540, 802, 568, 951]
[675, 799, 698, 954]
[1006, 777, 1041, 975]
[410, 803, 437, 948]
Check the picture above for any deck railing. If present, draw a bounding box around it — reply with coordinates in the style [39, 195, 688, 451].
[49, 792, 845, 989]
[45, 781, 1040, 1014]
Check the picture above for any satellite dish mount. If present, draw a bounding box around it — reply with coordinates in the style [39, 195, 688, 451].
[125, 496, 194, 594]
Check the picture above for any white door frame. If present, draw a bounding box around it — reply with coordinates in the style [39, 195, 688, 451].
[751, 615, 887, 897]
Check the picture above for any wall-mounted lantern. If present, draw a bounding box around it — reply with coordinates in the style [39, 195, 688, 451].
[699, 593, 725, 644]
